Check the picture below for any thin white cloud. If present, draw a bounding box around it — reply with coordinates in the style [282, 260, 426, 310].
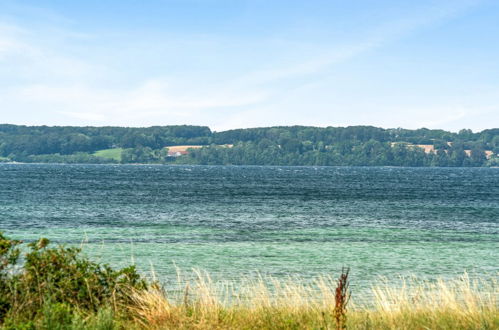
[260, 2, 479, 84]
[59, 111, 107, 122]
[6, 79, 268, 125]
[418, 105, 498, 130]
[0, 24, 28, 57]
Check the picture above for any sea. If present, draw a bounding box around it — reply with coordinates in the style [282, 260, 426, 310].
[1, 164, 497, 291]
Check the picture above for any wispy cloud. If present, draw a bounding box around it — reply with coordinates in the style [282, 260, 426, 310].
[5, 79, 268, 125]
[232, 0, 483, 87]
[0, 23, 28, 56]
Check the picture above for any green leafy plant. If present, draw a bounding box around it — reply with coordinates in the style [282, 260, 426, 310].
[0, 232, 146, 326]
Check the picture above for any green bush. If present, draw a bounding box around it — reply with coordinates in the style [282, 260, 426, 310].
[0, 232, 147, 326]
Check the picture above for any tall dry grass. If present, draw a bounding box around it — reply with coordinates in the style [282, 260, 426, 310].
[128, 271, 498, 329]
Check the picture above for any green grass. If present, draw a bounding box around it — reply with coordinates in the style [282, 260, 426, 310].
[93, 148, 124, 162]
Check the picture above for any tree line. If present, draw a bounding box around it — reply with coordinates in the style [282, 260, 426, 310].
[0, 124, 497, 166]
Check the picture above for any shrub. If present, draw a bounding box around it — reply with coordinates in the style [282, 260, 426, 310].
[0, 232, 147, 326]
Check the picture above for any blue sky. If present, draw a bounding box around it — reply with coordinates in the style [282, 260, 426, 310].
[0, 0, 498, 131]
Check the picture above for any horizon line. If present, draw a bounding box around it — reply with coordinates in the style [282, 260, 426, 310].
[0, 122, 497, 134]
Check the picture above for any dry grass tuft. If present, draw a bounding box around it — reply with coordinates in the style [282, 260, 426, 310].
[127, 271, 498, 329]
[356, 273, 499, 329]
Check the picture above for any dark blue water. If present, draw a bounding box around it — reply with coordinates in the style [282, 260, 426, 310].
[1, 164, 498, 288]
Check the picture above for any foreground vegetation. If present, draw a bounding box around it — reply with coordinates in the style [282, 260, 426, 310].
[1, 124, 498, 166]
[1, 232, 497, 329]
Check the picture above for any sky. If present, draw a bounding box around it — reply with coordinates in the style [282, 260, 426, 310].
[0, 0, 498, 132]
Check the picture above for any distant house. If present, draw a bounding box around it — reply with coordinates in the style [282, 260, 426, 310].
[168, 150, 189, 157]
[166, 145, 203, 157]
[165, 144, 233, 157]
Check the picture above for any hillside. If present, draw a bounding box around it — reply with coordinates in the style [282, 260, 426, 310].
[0, 124, 497, 166]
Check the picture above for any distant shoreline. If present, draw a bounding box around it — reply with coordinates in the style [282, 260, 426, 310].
[1, 124, 497, 167]
[1, 162, 497, 169]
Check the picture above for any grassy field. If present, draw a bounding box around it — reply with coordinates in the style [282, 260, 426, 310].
[93, 148, 124, 161]
[1, 233, 497, 329]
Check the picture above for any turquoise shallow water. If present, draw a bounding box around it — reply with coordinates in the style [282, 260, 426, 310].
[1, 164, 497, 290]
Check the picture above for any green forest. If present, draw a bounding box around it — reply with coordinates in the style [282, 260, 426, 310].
[0, 124, 497, 166]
